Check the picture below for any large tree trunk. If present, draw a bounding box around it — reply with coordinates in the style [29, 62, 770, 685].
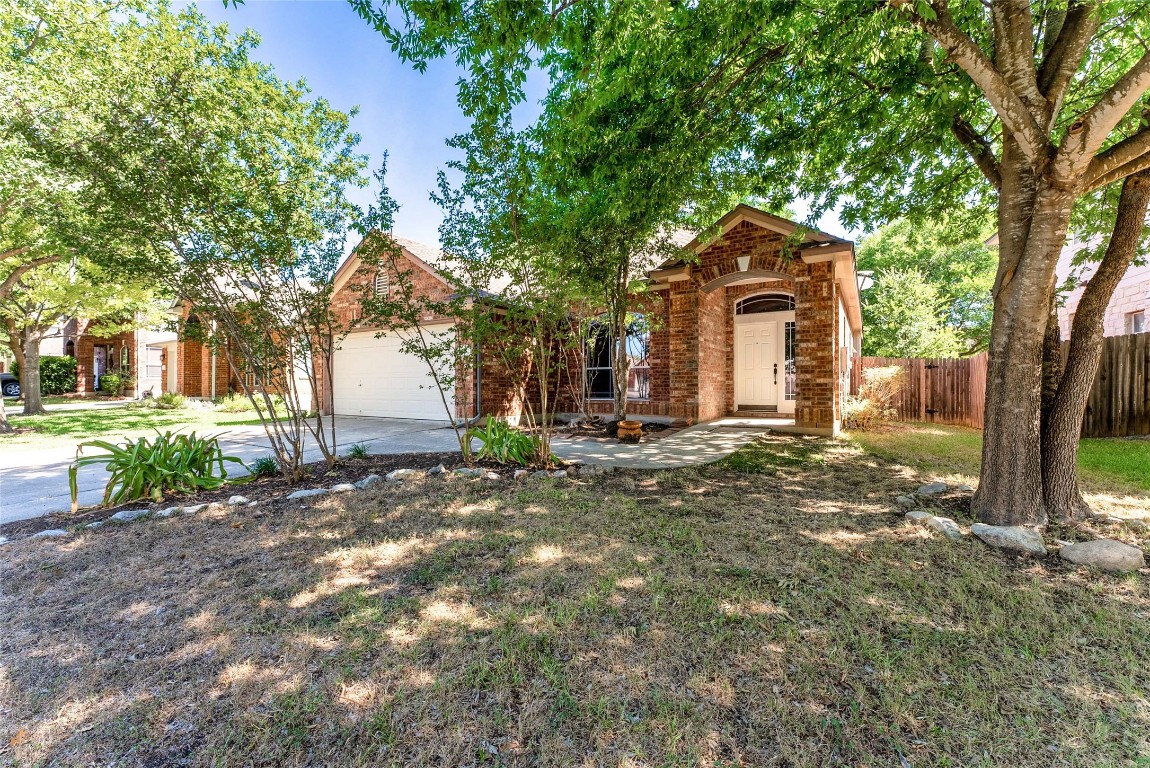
[973, 138, 1077, 527]
[21, 331, 46, 415]
[1041, 169, 1150, 520]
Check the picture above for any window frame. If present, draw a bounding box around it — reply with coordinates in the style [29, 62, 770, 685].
[1126, 309, 1146, 335]
[585, 315, 652, 402]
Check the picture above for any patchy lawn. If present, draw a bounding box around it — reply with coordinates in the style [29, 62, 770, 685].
[1, 433, 1147, 767]
[849, 423, 1150, 518]
[0, 404, 274, 450]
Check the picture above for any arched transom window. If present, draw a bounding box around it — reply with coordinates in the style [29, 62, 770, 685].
[735, 293, 794, 314]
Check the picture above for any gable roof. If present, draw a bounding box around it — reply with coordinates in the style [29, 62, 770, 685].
[331, 232, 452, 296]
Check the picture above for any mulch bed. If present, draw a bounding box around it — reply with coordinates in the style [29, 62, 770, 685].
[0, 450, 497, 539]
[552, 419, 677, 442]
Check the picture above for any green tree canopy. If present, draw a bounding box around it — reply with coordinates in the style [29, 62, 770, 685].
[858, 218, 996, 355]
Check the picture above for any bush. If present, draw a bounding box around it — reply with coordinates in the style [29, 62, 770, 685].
[154, 392, 186, 410]
[69, 431, 244, 510]
[468, 419, 548, 466]
[40, 356, 78, 395]
[249, 455, 279, 477]
[98, 372, 130, 397]
[215, 393, 255, 412]
[11, 356, 79, 395]
[842, 365, 906, 431]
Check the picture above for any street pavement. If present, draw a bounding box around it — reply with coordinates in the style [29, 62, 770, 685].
[0, 416, 460, 523]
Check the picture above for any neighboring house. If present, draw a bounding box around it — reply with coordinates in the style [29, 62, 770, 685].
[45, 318, 181, 398]
[1056, 242, 1150, 337]
[324, 204, 864, 436]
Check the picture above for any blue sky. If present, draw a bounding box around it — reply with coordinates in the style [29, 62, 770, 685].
[189, 1, 855, 247]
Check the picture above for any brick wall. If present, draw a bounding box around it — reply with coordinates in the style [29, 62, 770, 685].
[73, 323, 138, 395]
[652, 220, 840, 429]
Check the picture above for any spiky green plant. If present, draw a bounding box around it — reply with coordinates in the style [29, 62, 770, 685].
[466, 419, 549, 466]
[249, 455, 280, 477]
[347, 442, 370, 459]
[69, 431, 244, 512]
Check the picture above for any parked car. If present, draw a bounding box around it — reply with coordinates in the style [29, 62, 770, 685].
[1, 372, 19, 398]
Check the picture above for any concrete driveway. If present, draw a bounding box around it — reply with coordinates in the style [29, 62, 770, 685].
[0, 416, 460, 524]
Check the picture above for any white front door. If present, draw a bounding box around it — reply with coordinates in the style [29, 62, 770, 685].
[735, 320, 779, 409]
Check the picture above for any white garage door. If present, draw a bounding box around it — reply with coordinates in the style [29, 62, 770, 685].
[333, 326, 455, 420]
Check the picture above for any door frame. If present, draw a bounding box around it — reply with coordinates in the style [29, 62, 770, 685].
[733, 310, 796, 414]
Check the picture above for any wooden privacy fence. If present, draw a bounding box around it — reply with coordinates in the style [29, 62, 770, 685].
[1080, 331, 1150, 438]
[850, 332, 1150, 437]
[850, 352, 987, 428]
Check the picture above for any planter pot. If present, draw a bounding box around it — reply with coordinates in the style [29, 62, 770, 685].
[617, 420, 643, 444]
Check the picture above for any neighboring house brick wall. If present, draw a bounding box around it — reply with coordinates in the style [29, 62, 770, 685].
[1057, 243, 1150, 337]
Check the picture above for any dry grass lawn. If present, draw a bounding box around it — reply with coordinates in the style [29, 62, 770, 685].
[1, 433, 1147, 767]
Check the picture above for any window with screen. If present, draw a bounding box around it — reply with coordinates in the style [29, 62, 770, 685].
[585, 315, 651, 401]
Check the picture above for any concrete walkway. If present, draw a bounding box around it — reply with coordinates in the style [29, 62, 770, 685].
[550, 417, 787, 469]
[0, 416, 460, 524]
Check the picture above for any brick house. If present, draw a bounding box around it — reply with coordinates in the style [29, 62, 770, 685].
[1055, 241, 1149, 337]
[324, 205, 864, 436]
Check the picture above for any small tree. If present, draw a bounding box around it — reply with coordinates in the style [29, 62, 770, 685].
[350, 163, 473, 458]
[861, 269, 966, 358]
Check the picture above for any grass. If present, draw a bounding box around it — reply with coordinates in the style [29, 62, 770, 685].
[850, 422, 1150, 500]
[0, 404, 276, 450]
[1, 432, 1146, 766]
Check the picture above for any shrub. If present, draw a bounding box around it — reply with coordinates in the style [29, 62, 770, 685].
[12, 356, 79, 395]
[842, 365, 906, 431]
[40, 356, 78, 395]
[69, 431, 244, 510]
[215, 393, 255, 412]
[347, 442, 369, 459]
[154, 392, 186, 410]
[249, 455, 279, 477]
[98, 372, 130, 397]
[467, 419, 548, 466]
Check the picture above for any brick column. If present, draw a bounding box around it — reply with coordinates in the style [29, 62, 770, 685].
[667, 283, 700, 422]
[794, 261, 838, 433]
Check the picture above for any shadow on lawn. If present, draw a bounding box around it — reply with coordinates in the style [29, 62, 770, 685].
[1, 434, 1147, 767]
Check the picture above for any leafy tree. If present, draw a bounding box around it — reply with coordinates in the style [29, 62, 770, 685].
[352, 0, 1150, 526]
[861, 269, 965, 358]
[0, 259, 161, 414]
[858, 219, 996, 354]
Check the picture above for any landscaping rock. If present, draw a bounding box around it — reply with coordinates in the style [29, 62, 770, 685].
[427, 463, 446, 475]
[247, 501, 258, 507]
[926, 516, 964, 541]
[532, 470, 550, 479]
[454, 467, 484, 477]
[971, 523, 1047, 556]
[905, 510, 933, 524]
[484, 471, 501, 480]
[85, 522, 103, 529]
[917, 481, 948, 495]
[551, 470, 568, 479]
[1059, 539, 1145, 572]
[286, 488, 329, 501]
[227, 495, 250, 506]
[895, 495, 916, 508]
[0, 536, 10, 545]
[154, 507, 180, 518]
[32, 529, 69, 538]
[386, 468, 421, 482]
[354, 474, 382, 490]
[110, 509, 149, 523]
[330, 483, 357, 493]
[513, 469, 528, 480]
[956, 483, 975, 492]
[182, 504, 206, 515]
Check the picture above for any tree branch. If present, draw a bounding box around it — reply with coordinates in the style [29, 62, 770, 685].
[907, 2, 1048, 163]
[951, 114, 1002, 190]
[0, 254, 60, 301]
[1086, 124, 1150, 187]
[1036, 0, 1098, 120]
[1060, 50, 1150, 167]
